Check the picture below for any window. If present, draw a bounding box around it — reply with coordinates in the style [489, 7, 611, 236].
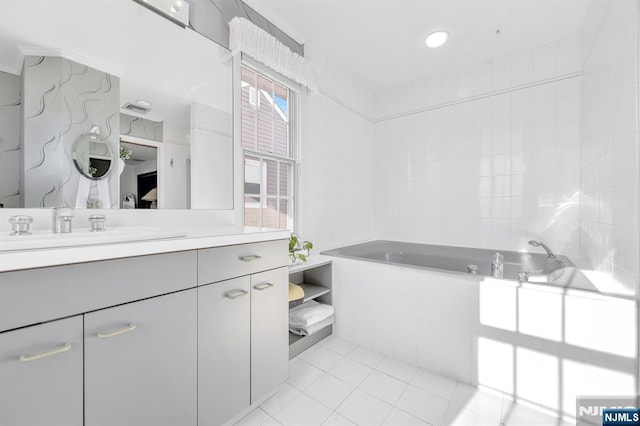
[241, 65, 298, 230]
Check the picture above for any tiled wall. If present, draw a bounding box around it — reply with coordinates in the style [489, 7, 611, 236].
[299, 50, 375, 251]
[579, 0, 639, 294]
[372, 37, 582, 258]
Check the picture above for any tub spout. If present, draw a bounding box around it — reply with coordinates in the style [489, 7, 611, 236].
[528, 240, 556, 258]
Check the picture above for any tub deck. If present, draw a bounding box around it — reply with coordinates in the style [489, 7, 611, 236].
[319, 240, 613, 294]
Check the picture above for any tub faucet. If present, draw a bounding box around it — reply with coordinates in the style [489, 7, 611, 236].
[528, 240, 556, 258]
[52, 207, 74, 234]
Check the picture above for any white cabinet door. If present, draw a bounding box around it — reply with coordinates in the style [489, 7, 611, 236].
[198, 276, 251, 425]
[0, 316, 83, 426]
[84, 289, 197, 426]
[251, 267, 289, 403]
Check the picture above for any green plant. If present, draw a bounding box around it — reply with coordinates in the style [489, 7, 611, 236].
[120, 147, 132, 160]
[289, 235, 313, 263]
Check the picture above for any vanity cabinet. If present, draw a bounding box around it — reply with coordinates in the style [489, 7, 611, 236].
[84, 289, 197, 426]
[197, 240, 288, 425]
[197, 270, 289, 424]
[198, 277, 251, 425]
[0, 237, 288, 426]
[250, 267, 289, 403]
[0, 316, 83, 426]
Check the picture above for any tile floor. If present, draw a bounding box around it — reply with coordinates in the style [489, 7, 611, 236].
[234, 336, 573, 426]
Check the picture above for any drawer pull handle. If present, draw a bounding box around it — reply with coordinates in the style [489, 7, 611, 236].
[97, 323, 137, 339]
[254, 282, 274, 291]
[239, 255, 262, 262]
[225, 289, 249, 299]
[20, 342, 72, 362]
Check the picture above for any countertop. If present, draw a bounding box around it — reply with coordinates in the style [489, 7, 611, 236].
[0, 226, 290, 272]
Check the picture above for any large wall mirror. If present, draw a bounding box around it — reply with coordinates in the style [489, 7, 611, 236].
[0, 0, 233, 210]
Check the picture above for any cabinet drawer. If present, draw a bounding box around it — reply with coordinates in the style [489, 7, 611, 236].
[0, 250, 197, 332]
[198, 239, 288, 284]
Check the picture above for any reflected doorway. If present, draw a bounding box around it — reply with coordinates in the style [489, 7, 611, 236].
[119, 137, 160, 209]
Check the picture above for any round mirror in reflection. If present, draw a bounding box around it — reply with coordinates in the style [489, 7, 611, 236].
[72, 132, 114, 180]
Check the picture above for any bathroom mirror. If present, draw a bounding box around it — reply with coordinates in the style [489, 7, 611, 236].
[72, 131, 115, 180]
[0, 0, 233, 210]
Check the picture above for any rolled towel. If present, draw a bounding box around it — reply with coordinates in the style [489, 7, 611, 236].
[290, 314, 335, 336]
[289, 300, 335, 328]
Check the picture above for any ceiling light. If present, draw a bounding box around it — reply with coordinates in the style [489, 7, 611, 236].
[424, 30, 449, 48]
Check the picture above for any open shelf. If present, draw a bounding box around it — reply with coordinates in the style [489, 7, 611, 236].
[289, 324, 333, 357]
[297, 282, 331, 303]
[288, 257, 333, 359]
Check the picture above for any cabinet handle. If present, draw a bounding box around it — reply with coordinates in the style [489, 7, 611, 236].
[19, 342, 72, 362]
[254, 282, 274, 291]
[239, 255, 262, 262]
[225, 289, 249, 299]
[97, 323, 137, 339]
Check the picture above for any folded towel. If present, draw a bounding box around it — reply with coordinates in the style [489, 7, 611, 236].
[289, 283, 305, 302]
[290, 314, 335, 336]
[289, 300, 335, 328]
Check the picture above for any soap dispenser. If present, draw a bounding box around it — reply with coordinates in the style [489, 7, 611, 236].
[491, 252, 504, 278]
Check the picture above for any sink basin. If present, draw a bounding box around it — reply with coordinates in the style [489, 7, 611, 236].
[0, 227, 186, 252]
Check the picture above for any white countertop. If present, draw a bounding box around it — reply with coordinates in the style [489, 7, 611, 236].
[0, 226, 290, 272]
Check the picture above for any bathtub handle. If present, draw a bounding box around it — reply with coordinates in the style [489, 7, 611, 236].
[467, 264, 479, 274]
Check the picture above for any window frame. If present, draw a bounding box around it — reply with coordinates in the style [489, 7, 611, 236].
[240, 59, 301, 231]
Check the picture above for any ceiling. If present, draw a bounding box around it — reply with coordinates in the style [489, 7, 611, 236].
[242, 0, 591, 93]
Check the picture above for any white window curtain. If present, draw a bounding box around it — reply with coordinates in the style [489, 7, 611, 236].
[228, 17, 319, 93]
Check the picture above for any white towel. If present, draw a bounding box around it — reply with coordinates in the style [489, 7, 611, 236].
[290, 314, 335, 336]
[289, 300, 335, 328]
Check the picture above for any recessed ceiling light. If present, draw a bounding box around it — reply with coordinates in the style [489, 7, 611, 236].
[424, 30, 450, 48]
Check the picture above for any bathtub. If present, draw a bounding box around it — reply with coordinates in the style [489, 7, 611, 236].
[321, 240, 574, 284]
[319, 240, 637, 419]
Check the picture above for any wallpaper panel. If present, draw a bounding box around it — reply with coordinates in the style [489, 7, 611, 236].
[22, 56, 120, 208]
[0, 71, 21, 208]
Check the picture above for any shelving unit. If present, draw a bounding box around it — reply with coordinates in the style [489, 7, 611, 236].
[288, 257, 333, 359]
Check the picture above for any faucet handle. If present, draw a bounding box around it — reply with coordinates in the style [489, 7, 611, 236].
[9, 215, 33, 236]
[89, 214, 106, 232]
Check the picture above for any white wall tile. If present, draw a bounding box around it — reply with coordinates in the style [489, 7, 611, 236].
[511, 49, 533, 87]
[556, 35, 581, 75]
[533, 42, 556, 81]
[491, 56, 511, 92]
[579, 0, 638, 293]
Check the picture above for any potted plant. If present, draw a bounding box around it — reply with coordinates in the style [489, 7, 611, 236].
[289, 235, 313, 264]
[119, 147, 132, 176]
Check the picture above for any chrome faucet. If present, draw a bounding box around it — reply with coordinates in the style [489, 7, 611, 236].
[528, 240, 556, 258]
[52, 207, 74, 234]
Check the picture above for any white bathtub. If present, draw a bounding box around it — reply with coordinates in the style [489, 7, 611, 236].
[322, 242, 638, 420]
